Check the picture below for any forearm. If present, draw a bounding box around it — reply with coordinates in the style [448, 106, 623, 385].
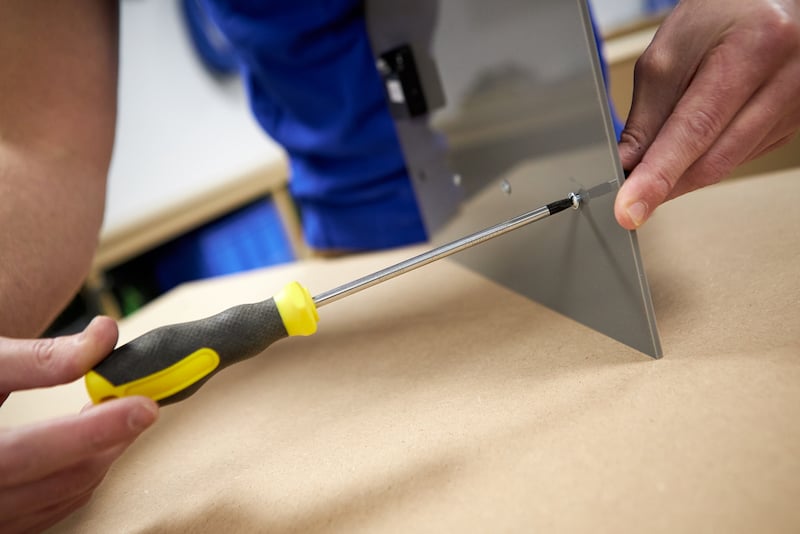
[0, 0, 119, 336]
[0, 145, 108, 337]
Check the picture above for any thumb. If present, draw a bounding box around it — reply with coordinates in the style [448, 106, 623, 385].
[0, 316, 119, 393]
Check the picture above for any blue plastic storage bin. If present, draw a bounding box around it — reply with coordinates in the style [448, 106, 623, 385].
[644, 0, 678, 13]
[153, 198, 294, 292]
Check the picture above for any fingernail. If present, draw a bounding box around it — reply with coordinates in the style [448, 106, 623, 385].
[128, 401, 158, 432]
[626, 201, 648, 228]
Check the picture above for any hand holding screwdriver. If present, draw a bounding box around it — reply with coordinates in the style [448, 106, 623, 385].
[85, 283, 318, 405]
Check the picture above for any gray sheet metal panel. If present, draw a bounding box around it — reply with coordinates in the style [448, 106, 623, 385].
[366, 0, 662, 357]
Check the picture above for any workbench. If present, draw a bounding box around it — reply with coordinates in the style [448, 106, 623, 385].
[2, 166, 799, 532]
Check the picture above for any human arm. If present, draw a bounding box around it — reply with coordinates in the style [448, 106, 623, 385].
[0, 0, 119, 336]
[614, 0, 800, 229]
[0, 317, 159, 533]
[0, 3, 162, 531]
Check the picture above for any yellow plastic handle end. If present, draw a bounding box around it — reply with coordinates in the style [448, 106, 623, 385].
[275, 282, 319, 337]
[85, 347, 221, 404]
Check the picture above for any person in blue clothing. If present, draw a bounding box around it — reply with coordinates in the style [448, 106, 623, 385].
[199, 0, 431, 252]
[1, 1, 799, 531]
[193, 0, 625, 253]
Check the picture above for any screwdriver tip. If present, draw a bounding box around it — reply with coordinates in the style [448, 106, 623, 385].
[547, 192, 582, 215]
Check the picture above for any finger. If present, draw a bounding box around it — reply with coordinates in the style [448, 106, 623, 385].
[747, 132, 797, 162]
[0, 491, 93, 534]
[0, 316, 118, 392]
[618, 16, 707, 170]
[0, 445, 123, 518]
[666, 63, 800, 201]
[615, 40, 784, 229]
[0, 396, 157, 487]
[744, 98, 800, 162]
[667, 130, 796, 201]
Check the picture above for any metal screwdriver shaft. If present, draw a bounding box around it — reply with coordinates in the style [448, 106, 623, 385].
[85, 191, 582, 406]
[313, 192, 582, 308]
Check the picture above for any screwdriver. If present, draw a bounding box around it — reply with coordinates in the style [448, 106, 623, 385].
[85, 192, 582, 405]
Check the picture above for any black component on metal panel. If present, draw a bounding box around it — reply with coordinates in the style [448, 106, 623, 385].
[376, 45, 429, 118]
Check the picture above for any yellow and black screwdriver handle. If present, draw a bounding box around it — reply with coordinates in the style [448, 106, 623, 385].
[85, 282, 318, 406]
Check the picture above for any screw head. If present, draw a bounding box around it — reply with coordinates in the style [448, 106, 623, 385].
[569, 192, 582, 209]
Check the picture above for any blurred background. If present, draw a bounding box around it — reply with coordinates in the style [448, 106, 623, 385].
[50, 0, 800, 335]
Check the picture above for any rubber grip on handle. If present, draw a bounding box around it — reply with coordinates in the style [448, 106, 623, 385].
[85, 282, 318, 406]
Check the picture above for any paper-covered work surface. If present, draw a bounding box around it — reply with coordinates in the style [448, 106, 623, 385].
[3, 169, 799, 533]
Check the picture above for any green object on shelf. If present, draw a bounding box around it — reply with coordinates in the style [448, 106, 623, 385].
[119, 285, 147, 317]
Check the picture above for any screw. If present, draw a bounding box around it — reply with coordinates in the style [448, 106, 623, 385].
[500, 179, 512, 195]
